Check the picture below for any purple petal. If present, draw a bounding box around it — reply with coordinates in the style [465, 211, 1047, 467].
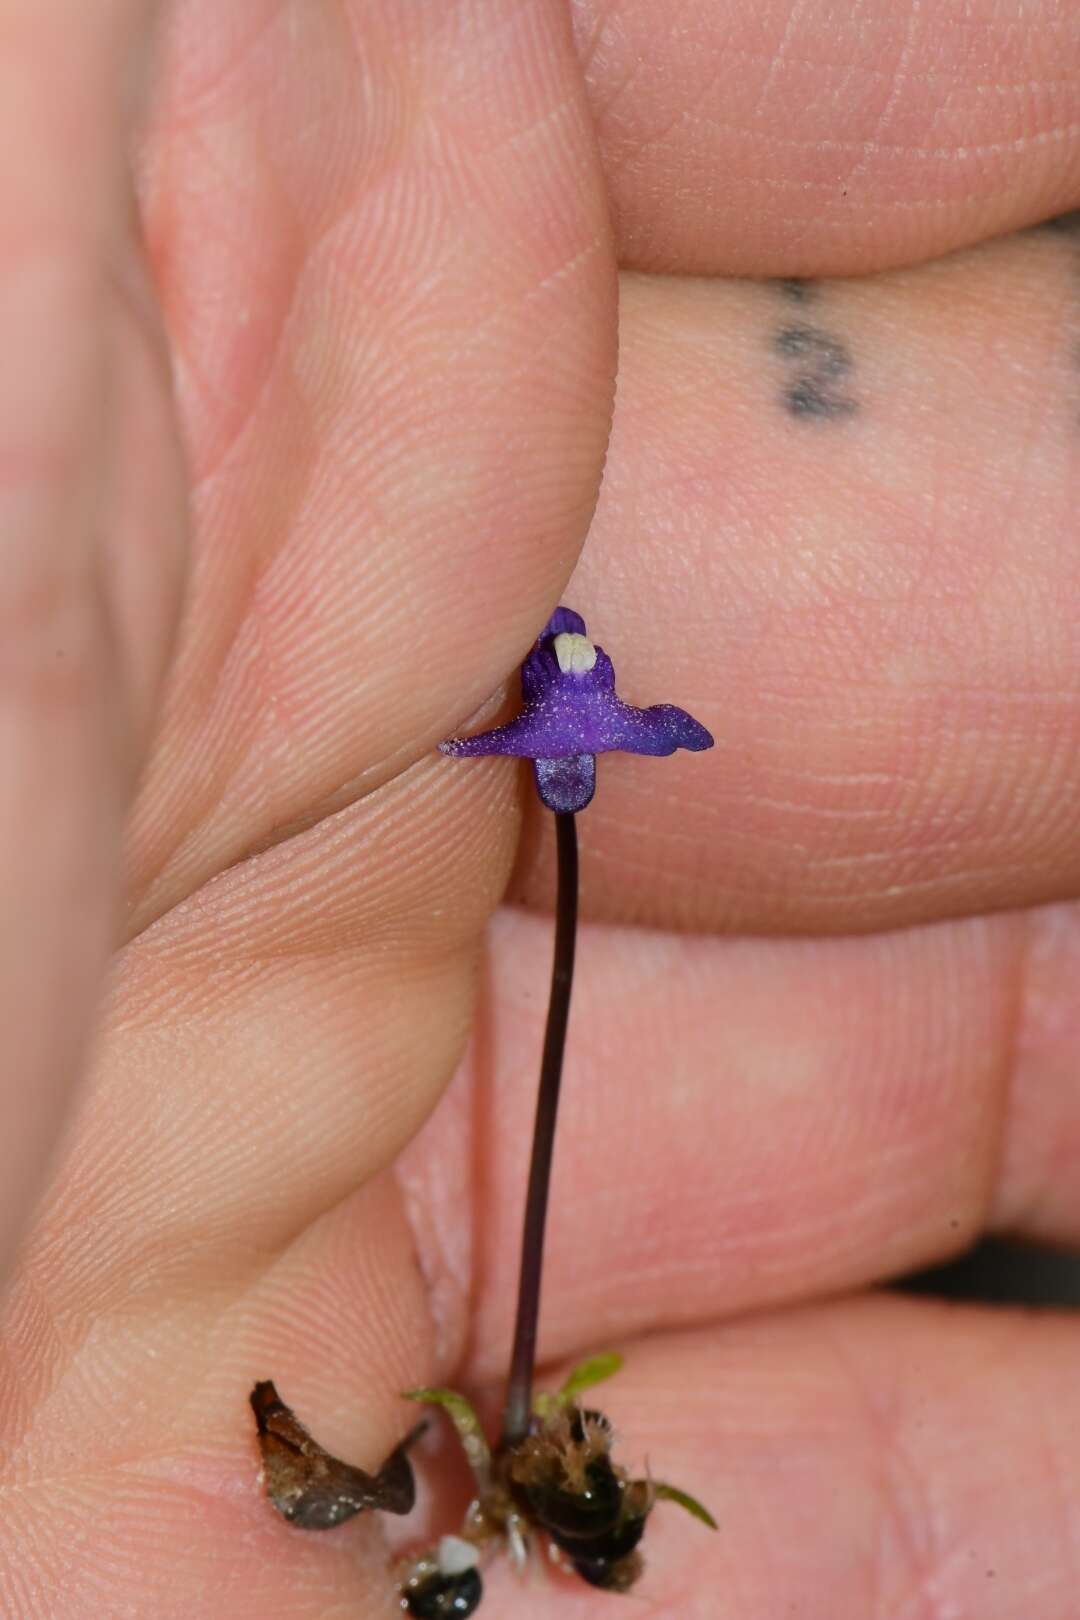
[539, 606, 587, 641]
[598, 701, 715, 757]
[438, 706, 572, 758]
[520, 641, 558, 706]
[533, 754, 596, 813]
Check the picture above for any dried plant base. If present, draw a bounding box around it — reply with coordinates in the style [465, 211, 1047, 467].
[250, 1380, 424, 1530]
[251, 1357, 713, 1613]
[402, 1355, 716, 1604]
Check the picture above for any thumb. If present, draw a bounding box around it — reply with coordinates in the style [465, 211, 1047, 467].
[0, 0, 185, 1279]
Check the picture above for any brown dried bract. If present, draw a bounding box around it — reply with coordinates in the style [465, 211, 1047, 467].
[250, 1380, 424, 1530]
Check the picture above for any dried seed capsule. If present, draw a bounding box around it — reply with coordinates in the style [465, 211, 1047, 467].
[249, 1381, 422, 1528]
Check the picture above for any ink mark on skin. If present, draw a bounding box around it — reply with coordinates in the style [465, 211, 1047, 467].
[779, 278, 818, 303]
[773, 322, 857, 420]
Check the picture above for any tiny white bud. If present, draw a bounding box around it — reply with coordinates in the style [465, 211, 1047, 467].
[437, 1535, 480, 1576]
[553, 632, 597, 674]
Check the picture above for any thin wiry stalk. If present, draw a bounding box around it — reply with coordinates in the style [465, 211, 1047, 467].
[501, 811, 579, 1449]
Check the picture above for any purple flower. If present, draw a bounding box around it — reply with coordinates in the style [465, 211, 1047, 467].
[440, 608, 713, 812]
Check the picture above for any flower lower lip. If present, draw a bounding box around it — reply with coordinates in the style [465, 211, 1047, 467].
[438, 605, 713, 796]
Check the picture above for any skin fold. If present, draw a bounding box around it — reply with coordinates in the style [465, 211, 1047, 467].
[1, 2, 1080, 1616]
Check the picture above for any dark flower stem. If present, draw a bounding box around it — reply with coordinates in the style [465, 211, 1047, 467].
[501, 811, 579, 1449]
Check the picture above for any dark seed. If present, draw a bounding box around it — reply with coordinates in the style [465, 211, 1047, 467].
[551, 1504, 647, 1564]
[526, 1454, 622, 1541]
[402, 1567, 483, 1618]
[571, 1550, 644, 1593]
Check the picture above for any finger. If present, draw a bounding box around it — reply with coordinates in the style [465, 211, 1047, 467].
[10, 760, 1074, 1619]
[400, 902, 1023, 1380]
[0, 0, 180, 1279]
[476, 1295, 1080, 1618]
[128, 0, 616, 932]
[24, 753, 518, 1323]
[508, 226, 1080, 935]
[35, 747, 1073, 1379]
[0, 755, 516, 1616]
[994, 900, 1080, 1246]
[572, 0, 1080, 275]
[0, 1167, 437, 1620]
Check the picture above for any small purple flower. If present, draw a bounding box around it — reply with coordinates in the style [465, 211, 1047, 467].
[440, 607, 714, 812]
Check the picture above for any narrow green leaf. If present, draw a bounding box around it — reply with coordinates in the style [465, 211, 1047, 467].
[556, 1351, 624, 1403]
[402, 1387, 492, 1485]
[652, 1481, 718, 1529]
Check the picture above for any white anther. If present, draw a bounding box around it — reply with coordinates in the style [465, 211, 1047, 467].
[437, 1535, 480, 1576]
[553, 632, 597, 674]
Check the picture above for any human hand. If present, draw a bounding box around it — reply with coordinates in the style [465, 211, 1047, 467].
[4, 3, 1080, 1618]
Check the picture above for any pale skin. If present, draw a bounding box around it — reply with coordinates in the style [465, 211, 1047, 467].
[3, 0, 1080, 1615]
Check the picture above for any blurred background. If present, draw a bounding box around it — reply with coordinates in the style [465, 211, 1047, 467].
[904, 1238, 1080, 1306]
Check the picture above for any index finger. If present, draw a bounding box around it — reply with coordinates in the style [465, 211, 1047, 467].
[509, 226, 1080, 937]
[573, 0, 1080, 274]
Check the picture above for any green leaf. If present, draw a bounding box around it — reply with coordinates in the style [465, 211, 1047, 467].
[559, 1350, 624, 1400]
[652, 1481, 718, 1530]
[553, 1352, 624, 1405]
[402, 1387, 492, 1485]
